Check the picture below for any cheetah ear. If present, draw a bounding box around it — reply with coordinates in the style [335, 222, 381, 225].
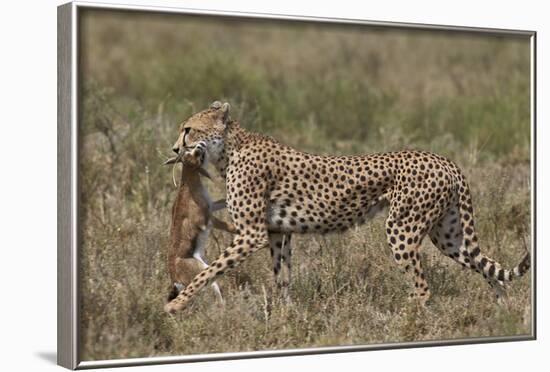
[221, 103, 230, 122]
[211, 101, 230, 124]
[210, 101, 222, 109]
[220, 102, 230, 114]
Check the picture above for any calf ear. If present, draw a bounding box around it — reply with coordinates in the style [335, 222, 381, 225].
[163, 156, 179, 165]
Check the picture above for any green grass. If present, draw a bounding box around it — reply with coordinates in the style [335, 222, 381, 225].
[78, 9, 532, 361]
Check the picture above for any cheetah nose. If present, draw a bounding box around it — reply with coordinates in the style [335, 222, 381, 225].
[172, 145, 180, 154]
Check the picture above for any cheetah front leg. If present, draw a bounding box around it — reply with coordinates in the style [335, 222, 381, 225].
[164, 229, 269, 313]
[269, 233, 292, 300]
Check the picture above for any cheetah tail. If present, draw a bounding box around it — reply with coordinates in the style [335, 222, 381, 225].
[511, 251, 531, 279]
[496, 250, 531, 282]
[471, 245, 530, 283]
[456, 180, 531, 283]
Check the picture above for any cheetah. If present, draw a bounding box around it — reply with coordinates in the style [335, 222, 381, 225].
[164, 101, 530, 313]
[164, 143, 236, 303]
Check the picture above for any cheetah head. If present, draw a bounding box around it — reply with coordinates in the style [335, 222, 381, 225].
[171, 101, 230, 170]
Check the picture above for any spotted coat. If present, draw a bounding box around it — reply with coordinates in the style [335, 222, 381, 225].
[164, 101, 530, 313]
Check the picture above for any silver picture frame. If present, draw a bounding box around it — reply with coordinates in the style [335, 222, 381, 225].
[57, 1, 537, 369]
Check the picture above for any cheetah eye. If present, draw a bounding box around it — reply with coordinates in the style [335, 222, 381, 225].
[183, 127, 191, 134]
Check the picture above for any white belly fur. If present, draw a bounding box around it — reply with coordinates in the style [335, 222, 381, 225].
[191, 199, 224, 303]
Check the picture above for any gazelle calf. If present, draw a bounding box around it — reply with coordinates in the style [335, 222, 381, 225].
[164, 143, 235, 304]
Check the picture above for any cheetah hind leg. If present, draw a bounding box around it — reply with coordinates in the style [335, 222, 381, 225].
[428, 204, 507, 302]
[385, 217, 431, 306]
[269, 233, 292, 302]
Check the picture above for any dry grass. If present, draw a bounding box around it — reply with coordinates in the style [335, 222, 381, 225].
[78, 9, 532, 361]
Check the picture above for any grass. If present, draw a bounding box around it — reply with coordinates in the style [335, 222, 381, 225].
[77, 9, 532, 361]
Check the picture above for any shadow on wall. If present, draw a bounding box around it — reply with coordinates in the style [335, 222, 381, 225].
[35, 351, 57, 365]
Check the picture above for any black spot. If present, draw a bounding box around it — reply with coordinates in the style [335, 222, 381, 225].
[167, 285, 179, 302]
[488, 264, 496, 277]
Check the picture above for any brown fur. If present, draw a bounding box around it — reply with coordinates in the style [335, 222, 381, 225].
[166, 151, 235, 302]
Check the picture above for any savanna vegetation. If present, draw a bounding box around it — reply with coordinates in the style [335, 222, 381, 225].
[78, 9, 532, 361]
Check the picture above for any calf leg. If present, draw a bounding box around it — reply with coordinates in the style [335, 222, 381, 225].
[164, 229, 269, 313]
